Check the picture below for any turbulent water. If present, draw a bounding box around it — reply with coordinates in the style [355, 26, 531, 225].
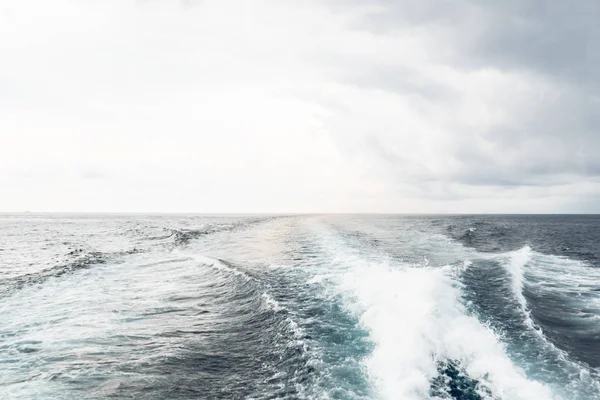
[1, 214, 600, 400]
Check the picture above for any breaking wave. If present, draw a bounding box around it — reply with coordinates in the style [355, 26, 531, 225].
[313, 230, 558, 400]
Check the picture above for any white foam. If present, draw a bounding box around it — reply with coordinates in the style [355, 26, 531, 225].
[261, 292, 285, 312]
[307, 274, 334, 284]
[286, 317, 305, 339]
[188, 253, 251, 279]
[339, 261, 559, 400]
[504, 245, 531, 310]
[522, 250, 600, 302]
[501, 245, 540, 332]
[492, 246, 600, 397]
[498, 245, 600, 344]
[312, 229, 560, 400]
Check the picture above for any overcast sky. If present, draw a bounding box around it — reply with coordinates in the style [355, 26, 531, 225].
[1, 0, 599, 213]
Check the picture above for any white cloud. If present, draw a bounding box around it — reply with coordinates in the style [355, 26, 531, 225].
[1, 0, 598, 212]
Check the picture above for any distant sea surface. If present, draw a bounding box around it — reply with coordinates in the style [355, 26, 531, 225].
[1, 214, 600, 399]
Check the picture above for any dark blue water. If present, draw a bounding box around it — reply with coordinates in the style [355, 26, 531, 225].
[1, 214, 599, 399]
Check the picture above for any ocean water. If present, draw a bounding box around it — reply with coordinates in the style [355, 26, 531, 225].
[1, 214, 600, 400]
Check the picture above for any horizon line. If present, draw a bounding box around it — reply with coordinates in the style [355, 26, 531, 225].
[1, 212, 599, 216]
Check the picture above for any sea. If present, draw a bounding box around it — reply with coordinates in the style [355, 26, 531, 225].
[1, 213, 600, 400]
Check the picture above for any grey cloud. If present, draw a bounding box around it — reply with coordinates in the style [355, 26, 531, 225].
[343, 64, 457, 102]
[337, 0, 599, 83]
[366, 133, 596, 190]
[329, 0, 471, 32]
[465, 1, 600, 84]
[326, 0, 600, 198]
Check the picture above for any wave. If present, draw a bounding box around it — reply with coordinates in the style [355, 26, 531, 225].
[493, 245, 600, 338]
[184, 253, 256, 281]
[499, 246, 600, 373]
[0, 247, 147, 297]
[0, 248, 314, 399]
[503, 245, 539, 331]
[164, 217, 278, 247]
[312, 229, 559, 400]
[305, 220, 600, 399]
[4, 215, 598, 399]
[346, 264, 555, 399]
[0, 250, 108, 295]
[504, 245, 530, 310]
[0, 217, 278, 298]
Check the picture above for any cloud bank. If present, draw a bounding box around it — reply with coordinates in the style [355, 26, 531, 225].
[1, 0, 598, 212]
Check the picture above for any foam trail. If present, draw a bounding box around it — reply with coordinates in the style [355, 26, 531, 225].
[502, 245, 541, 332]
[505, 245, 531, 311]
[310, 230, 561, 400]
[341, 262, 559, 400]
[500, 246, 600, 341]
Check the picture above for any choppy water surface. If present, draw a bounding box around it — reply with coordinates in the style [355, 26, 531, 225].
[1, 214, 600, 399]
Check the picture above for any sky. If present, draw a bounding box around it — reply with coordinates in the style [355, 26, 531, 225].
[1, 0, 599, 213]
